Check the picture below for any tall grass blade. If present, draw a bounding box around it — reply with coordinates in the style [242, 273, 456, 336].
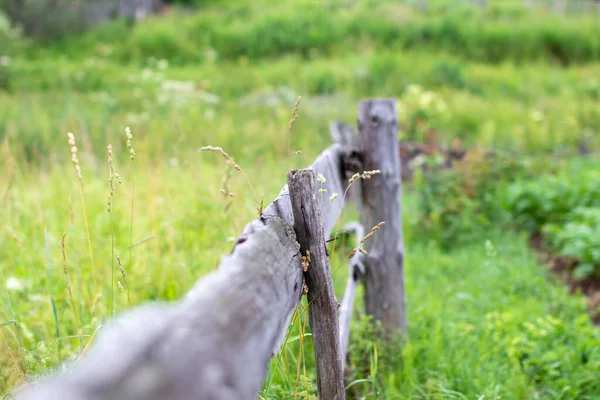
[0, 320, 17, 329]
[44, 227, 61, 363]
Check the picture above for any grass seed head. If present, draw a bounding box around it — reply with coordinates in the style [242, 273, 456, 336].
[107, 144, 115, 212]
[61, 233, 67, 269]
[288, 96, 301, 129]
[349, 169, 381, 184]
[67, 132, 82, 180]
[125, 127, 136, 160]
[200, 146, 241, 171]
[115, 252, 125, 279]
[220, 188, 237, 198]
[360, 221, 385, 245]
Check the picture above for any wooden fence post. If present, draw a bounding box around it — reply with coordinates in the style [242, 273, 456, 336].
[358, 99, 407, 337]
[338, 222, 365, 368]
[288, 169, 346, 400]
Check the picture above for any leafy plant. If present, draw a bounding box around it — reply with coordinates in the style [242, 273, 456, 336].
[486, 311, 600, 397]
[398, 84, 448, 143]
[543, 208, 600, 279]
[414, 149, 532, 248]
[506, 170, 600, 233]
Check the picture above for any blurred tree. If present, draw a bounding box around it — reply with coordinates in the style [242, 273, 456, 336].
[0, 0, 164, 40]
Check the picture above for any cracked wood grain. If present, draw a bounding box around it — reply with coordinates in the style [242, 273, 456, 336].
[288, 169, 345, 400]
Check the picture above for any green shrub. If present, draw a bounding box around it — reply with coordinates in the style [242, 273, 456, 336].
[1, 0, 86, 41]
[306, 68, 337, 95]
[427, 58, 467, 90]
[0, 9, 22, 57]
[543, 208, 600, 279]
[0, 10, 22, 91]
[505, 170, 600, 233]
[129, 17, 200, 63]
[414, 150, 532, 248]
[485, 311, 600, 397]
[398, 84, 449, 142]
[211, 10, 339, 60]
[504, 164, 600, 278]
[18, 0, 600, 66]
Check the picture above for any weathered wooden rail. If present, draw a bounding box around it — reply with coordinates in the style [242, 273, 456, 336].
[12, 99, 405, 400]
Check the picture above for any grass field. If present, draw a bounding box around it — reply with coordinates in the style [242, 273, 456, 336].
[2, 0, 600, 398]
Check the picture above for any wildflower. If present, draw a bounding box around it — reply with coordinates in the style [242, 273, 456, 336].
[125, 127, 136, 160]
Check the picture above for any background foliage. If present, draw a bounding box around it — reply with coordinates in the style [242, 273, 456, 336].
[2, 0, 600, 398]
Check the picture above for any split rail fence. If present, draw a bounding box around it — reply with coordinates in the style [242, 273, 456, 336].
[14, 99, 407, 400]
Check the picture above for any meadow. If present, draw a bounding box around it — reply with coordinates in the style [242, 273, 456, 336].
[2, 0, 600, 398]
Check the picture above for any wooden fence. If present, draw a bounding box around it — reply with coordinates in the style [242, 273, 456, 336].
[12, 99, 406, 400]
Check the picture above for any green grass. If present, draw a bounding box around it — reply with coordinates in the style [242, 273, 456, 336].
[2, 50, 599, 162]
[2, 0, 600, 398]
[263, 213, 600, 399]
[6, 154, 599, 398]
[0, 152, 293, 391]
[19, 0, 600, 65]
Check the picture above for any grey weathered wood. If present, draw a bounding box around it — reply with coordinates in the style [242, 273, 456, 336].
[288, 169, 346, 400]
[329, 121, 359, 149]
[338, 222, 365, 368]
[13, 145, 347, 400]
[329, 121, 363, 207]
[358, 99, 407, 337]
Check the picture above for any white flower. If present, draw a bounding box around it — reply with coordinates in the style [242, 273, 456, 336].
[6, 277, 24, 291]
